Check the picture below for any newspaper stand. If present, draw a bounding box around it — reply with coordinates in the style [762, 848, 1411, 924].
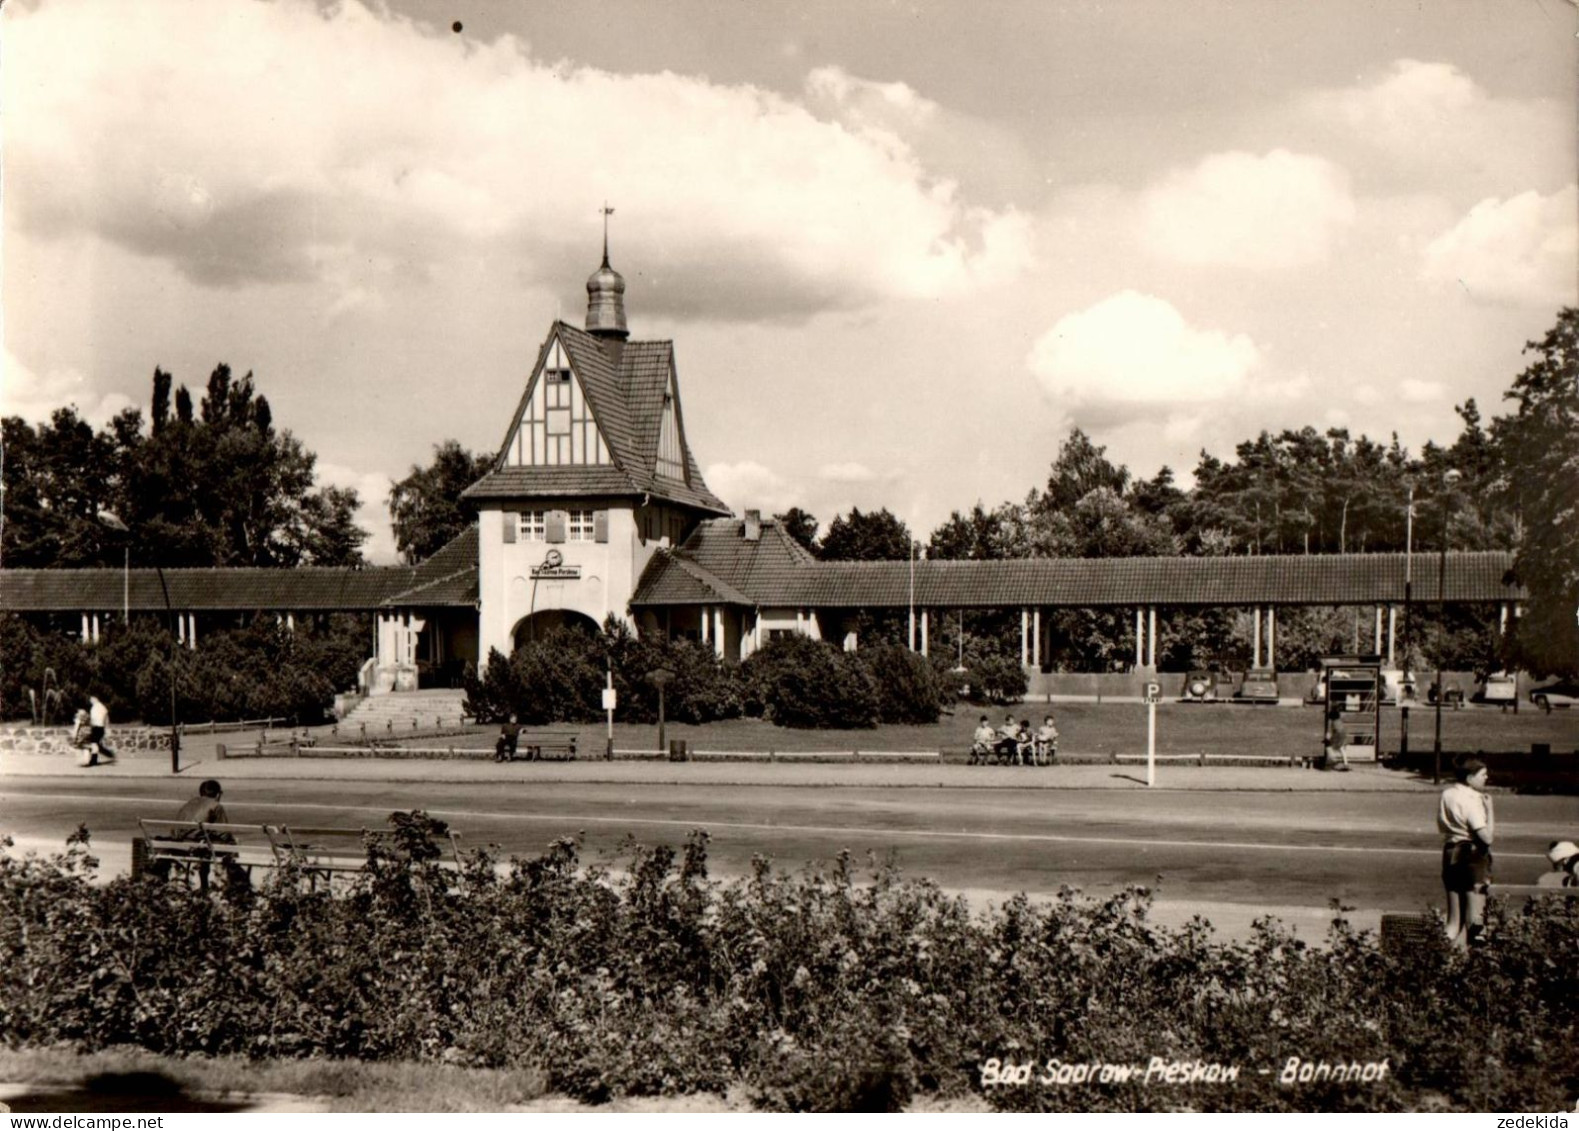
[1319, 655, 1383, 763]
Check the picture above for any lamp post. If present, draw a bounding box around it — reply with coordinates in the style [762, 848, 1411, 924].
[1431, 469, 1462, 784]
[648, 667, 674, 758]
[907, 539, 917, 652]
[97, 511, 181, 774]
[1400, 483, 1413, 761]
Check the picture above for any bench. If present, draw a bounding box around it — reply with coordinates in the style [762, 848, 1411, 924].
[494, 728, 578, 762]
[136, 819, 464, 891]
[135, 820, 278, 891]
[1381, 884, 1577, 954]
[263, 824, 465, 889]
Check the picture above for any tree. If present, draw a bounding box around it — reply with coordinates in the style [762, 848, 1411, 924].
[1497, 308, 1579, 676]
[120, 365, 366, 567]
[1041, 428, 1129, 514]
[388, 440, 494, 564]
[819, 507, 914, 561]
[3, 365, 368, 568]
[772, 507, 820, 555]
[928, 500, 1032, 561]
[0, 408, 123, 567]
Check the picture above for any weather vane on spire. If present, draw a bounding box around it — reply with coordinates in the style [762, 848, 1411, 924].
[601, 203, 615, 266]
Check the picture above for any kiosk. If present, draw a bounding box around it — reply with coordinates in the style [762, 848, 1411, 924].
[1319, 655, 1383, 763]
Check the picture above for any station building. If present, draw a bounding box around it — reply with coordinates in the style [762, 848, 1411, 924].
[0, 251, 1526, 696]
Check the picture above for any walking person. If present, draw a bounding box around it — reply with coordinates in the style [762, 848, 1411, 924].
[85, 694, 117, 766]
[1438, 757, 1494, 950]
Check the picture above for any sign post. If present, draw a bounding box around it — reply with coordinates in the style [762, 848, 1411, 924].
[1144, 680, 1160, 787]
[602, 669, 617, 759]
[648, 668, 675, 758]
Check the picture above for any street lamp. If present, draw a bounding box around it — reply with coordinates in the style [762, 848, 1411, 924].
[1431, 469, 1462, 784]
[1400, 483, 1414, 761]
[97, 511, 181, 774]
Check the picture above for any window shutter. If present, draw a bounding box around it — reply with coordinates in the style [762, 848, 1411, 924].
[546, 510, 567, 543]
[594, 510, 609, 543]
[502, 512, 516, 543]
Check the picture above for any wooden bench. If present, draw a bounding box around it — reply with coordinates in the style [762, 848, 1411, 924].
[135, 820, 278, 891]
[1381, 885, 1577, 953]
[263, 824, 465, 889]
[494, 728, 578, 762]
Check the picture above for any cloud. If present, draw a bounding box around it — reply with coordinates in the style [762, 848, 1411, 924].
[818, 461, 890, 483]
[1420, 185, 1579, 307]
[1399, 379, 1444, 404]
[5, 0, 1027, 322]
[1140, 150, 1355, 269]
[1305, 60, 1571, 194]
[316, 462, 399, 565]
[0, 347, 135, 428]
[701, 460, 804, 517]
[1026, 292, 1262, 409]
[804, 65, 1045, 211]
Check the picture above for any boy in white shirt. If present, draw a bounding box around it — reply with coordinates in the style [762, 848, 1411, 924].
[970, 715, 996, 765]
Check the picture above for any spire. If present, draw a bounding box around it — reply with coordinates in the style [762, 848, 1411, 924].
[585, 204, 628, 340]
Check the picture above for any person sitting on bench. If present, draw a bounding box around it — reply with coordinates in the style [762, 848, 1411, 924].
[1035, 714, 1059, 766]
[1014, 719, 1035, 765]
[970, 715, 996, 764]
[159, 779, 247, 893]
[996, 714, 1022, 765]
[495, 715, 521, 761]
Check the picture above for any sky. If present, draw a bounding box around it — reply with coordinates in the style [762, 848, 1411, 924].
[3, 0, 1575, 565]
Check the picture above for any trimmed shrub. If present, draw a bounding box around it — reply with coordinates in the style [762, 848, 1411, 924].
[602, 622, 744, 725]
[462, 648, 515, 723]
[860, 642, 945, 724]
[741, 635, 879, 729]
[967, 653, 1028, 705]
[507, 626, 606, 725]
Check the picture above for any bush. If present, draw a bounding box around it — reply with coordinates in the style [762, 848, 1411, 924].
[966, 654, 1028, 705]
[859, 643, 945, 724]
[741, 635, 879, 729]
[3, 829, 1575, 1112]
[507, 627, 606, 725]
[603, 622, 743, 725]
[131, 616, 364, 725]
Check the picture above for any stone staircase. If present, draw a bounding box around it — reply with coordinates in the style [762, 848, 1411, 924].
[337, 688, 472, 737]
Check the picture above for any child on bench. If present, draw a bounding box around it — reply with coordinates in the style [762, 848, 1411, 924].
[970, 715, 996, 765]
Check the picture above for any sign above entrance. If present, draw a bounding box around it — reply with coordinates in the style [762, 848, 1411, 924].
[531, 548, 581, 580]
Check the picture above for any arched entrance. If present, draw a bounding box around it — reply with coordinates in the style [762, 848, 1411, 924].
[511, 609, 601, 651]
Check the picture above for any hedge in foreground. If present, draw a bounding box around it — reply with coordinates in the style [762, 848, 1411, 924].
[1, 823, 1574, 1113]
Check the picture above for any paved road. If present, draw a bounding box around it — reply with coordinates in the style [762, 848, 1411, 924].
[3, 774, 1570, 916]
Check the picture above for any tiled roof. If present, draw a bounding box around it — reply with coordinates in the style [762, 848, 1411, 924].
[462, 322, 731, 516]
[631, 522, 1522, 609]
[2, 529, 483, 613]
[1, 566, 409, 612]
[384, 528, 479, 606]
[630, 550, 756, 607]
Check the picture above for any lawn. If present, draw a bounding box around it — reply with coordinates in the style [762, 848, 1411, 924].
[418, 700, 1578, 763]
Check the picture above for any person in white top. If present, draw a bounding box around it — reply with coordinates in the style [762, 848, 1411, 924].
[1538, 840, 1579, 888]
[1437, 757, 1493, 950]
[85, 695, 117, 766]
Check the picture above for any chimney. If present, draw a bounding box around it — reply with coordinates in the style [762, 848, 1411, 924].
[743, 509, 761, 541]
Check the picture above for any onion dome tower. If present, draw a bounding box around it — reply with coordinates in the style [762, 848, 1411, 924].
[585, 208, 629, 340]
